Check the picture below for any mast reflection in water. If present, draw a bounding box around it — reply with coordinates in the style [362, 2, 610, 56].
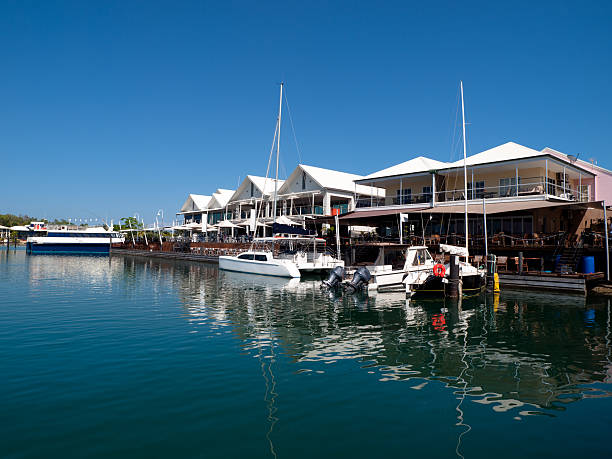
[1, 248, 611, 458]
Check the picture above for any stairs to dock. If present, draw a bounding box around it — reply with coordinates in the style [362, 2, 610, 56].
[555, 240, 584, 274]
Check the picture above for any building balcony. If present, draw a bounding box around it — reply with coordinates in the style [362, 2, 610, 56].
[355, 177, 588, 210]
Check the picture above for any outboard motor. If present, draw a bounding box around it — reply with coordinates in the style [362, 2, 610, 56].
[345, 266, 371, 292]
[321, 266, 345, 289]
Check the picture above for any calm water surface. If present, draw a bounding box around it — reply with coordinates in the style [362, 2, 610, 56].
[1, 248, 611, 458]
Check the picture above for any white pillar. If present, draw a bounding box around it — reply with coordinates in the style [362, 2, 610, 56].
[323, 192, 331, 216]
[400, 178, 403, 205]
[545, 158, 549, 196]
[604, 201, 609, 282]
[515, 166, 519, 196]
[432, 173, 436, 206]
[471, 169, 474, 200]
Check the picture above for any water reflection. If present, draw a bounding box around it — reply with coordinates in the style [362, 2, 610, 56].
[19, 252, 612, 455]
[168, 257, 612, 418]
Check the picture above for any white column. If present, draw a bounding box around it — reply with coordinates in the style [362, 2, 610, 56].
[515, 166, 519, 196]
[545, 159, 548, 196]
[370, 182, 374, 207]
[323, 192, 331, 216]
[400, 178, 403, 205]
[604, 201, 609, 281]
[432, 173, 436, 206]
[471, 169, 474, 200]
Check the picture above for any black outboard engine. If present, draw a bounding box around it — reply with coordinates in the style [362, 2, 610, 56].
[322, 266, 345, 289]
[345, 266, 371, 292]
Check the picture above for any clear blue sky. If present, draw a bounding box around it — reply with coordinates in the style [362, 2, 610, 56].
[1, 0, 611, 224]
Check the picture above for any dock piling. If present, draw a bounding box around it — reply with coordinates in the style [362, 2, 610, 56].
[445, 254, 460, 298]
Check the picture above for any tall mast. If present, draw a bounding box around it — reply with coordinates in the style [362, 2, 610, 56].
[273, 82, 283, 223]
[461, 81, 469, 258]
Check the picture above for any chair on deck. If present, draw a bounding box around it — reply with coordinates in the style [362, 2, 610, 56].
[497, 256, 508, 272]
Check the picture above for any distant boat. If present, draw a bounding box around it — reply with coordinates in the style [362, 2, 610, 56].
[26, 224, 124, 254]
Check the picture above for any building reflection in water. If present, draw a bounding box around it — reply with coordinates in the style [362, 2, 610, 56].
[93, 255, 612, 455]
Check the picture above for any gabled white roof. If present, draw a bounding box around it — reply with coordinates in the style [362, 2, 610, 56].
[361, 156, 450, 181]
[228, 175, 285, 203]
[446, 142, 544, 168]
[180, 194, 212, 212]
[250, 175, 284, 194]
[278, 164, 385, 197]
[208, 188, 235, 209]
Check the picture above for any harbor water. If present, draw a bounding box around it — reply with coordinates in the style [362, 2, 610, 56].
[1, 248, 611, 458]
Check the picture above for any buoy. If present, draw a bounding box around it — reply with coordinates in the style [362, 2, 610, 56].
[433, 263, 446, 277]
[494, 272, 500, 292]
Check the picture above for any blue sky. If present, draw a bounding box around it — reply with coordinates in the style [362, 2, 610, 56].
[1, 0, 611, 224]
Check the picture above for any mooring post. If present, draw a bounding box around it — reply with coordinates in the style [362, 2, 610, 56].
[445, 254, 460, 298]
[518, 252, 524, 275]
[604, 201, 609, 282]
[486, 254, 496, 292]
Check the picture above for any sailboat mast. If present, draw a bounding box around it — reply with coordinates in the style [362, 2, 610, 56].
[460, 81, 469, 259]
[273, 82, 283, 223]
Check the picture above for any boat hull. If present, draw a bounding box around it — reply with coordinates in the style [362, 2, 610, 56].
[411, 273, 486, 296]
[218, 256, 301, 278]
[26, 242, 110, 254]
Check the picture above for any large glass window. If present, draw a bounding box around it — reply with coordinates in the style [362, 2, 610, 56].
[499, 177, 520, 197]
[396, 188, 412, 204]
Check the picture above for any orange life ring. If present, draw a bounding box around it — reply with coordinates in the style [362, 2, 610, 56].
[433, 263, 446, 277]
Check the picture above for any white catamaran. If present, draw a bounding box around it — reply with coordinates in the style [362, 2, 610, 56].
[219, 83, 343, 278]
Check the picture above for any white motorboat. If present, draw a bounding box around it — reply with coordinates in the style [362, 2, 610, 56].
[218, 236, 344, 278]
[218, 250, 301, 278]
[364, 246, 436, 292]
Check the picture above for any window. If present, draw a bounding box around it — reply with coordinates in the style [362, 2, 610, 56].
[468, 181, 485, 199]
[422, 186, 432, 202]
[302, 172, 307, 190]
[412, 249, 432, 266]
[499, 177, 520, 197]
[396, 188, 412, 204]
[546, 177, 556, 195]
[254, 254, 268, 262]
[238, 253, 255, 260]
[250, 182, 254, 197]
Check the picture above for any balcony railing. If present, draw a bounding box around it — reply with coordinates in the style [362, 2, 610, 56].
[356, 177, 588, 208]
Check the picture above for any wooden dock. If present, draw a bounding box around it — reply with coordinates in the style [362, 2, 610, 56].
[498, 272, 604, 295]
[110, 248, 219, 263]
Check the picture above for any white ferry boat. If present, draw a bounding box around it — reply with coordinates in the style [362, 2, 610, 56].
[26, 222, 124, 254]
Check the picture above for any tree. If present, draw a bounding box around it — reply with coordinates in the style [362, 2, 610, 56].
[119, 217, 143, 230]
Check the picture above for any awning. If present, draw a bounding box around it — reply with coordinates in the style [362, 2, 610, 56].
[9, 225, 30, 231]
[338, 206, 430, 221]
[420, 200, 602, 215]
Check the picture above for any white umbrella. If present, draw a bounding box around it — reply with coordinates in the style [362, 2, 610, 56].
[216, 220, 240, 229]
[275, 215, 299, 226]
